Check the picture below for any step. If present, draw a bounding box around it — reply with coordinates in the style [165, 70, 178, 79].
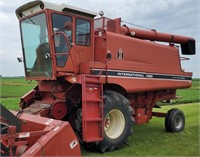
[84, 84, 101, 88]
[84, 137, 103, 142]
[84, 98, 102, 102]
[85, 80, 101, 84]
[84, 118, 103, 122]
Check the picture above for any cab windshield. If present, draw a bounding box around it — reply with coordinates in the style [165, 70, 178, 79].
[21, 13, 52, 78]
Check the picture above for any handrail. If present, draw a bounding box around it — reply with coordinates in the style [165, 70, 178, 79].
[180, 57, 190, 61]
[52, 31, 77, 73]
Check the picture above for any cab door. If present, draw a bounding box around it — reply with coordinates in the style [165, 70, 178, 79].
[51, 12, 94, 74]
[51, 13, 73, 72]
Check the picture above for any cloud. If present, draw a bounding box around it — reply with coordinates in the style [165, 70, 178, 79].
[0, 0, 199, 77]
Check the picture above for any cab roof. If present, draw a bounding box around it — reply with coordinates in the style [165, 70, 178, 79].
[16, 0, 97, 19]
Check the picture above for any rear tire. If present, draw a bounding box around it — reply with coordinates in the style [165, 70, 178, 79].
[96, 90, 133, 152]
[165, 108, 185, 132]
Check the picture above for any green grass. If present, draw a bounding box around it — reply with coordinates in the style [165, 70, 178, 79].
[175, 89, 200, 104]
[175, 79, 200, 104]
[1, 77, 36, 98]
[0, 77, 36, 110]
[1, 98, 22, 110]
[0, 77, 199, 156]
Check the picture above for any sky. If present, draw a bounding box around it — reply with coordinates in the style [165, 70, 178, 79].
[0, 0, 199, 78]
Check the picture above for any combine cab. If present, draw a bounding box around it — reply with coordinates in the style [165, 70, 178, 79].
[1, 0, 196, 155]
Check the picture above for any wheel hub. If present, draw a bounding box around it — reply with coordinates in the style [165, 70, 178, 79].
[104, 109, 125, 139]
[105, 115, 111, 130]
[51, 102, 67, 120]
[175, 115, 183, 129]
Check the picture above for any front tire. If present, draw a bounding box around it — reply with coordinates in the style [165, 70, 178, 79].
[165, 108, 185, 132]
[97, 90, 133, 152]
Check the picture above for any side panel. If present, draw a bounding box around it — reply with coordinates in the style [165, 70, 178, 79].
[92, 31, 192, 93]
[106, 31, 184, 75]
[92, 68, 192, 92]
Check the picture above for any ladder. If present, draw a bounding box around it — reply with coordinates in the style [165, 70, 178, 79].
[81, 75, 103, 142]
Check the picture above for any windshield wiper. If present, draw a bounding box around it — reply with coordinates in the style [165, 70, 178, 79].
[21, 13, 36, 25]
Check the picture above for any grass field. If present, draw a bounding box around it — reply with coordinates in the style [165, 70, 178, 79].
[0, 78, 36, 110]
[175, 79, 200, 104]
[0, 77, 199, 156]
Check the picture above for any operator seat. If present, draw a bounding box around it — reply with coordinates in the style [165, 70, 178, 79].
[36, 43, 51, 71]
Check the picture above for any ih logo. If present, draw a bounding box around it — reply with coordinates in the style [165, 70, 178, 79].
[118, 48, 124, 59]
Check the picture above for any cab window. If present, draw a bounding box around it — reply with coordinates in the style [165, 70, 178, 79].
[52, 13, 72, 67]
[76, 19, 90, 46]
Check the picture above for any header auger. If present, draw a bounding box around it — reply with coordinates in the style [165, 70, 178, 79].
[1, 0, 195, 156]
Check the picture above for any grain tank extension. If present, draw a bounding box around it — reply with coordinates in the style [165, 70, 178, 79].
[2, 0, 196, 155]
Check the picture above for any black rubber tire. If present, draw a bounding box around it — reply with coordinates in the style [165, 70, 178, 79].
[165, 108, 185, 133]
[0, 143, 10, 157]
[95, 90, 133, 152]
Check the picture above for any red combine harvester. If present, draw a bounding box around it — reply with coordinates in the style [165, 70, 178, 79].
[1, 0, 196, 156]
